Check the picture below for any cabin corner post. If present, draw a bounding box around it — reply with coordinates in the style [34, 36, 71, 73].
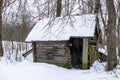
[32, 42, 37, 62]
[82, 38, 88, 69]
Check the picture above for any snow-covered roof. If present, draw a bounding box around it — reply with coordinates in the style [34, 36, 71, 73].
[26, 14, 96, 42]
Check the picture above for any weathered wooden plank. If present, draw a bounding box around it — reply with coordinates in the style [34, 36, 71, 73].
[36, 46, 66, 49]
[36, 44, 66, 49]
[36, 50, 65, 54]
[33, 41, 70, 64]
[82, 38, 88, 69]
[36, 50, 68, 61]
[54, 56, 67, 61]
[36, 44, 65, 47]
[37, 56, 67, 62]
[36, 59, 66, 64]
[36, 41, 67, 44]
[33, 42, 37, 62]
[36, 53, 67, 58]
[36, 50, 57, 53]
[22, 49, 33, 57]
[36, 41, 66, 45]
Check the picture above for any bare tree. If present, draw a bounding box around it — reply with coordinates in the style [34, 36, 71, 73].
[0, 0, 3, 56]
[106, 0, 117, 71]
[118, 0, 120, 57]
[88, 0, 93, 13]
[56, 0, 62, 17]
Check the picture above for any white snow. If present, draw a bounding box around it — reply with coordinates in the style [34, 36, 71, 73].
[98, 48, 107, 56]
[26, 14, 96, 42]
[0, 59, 120, 80]
[0, 41, 120, 80]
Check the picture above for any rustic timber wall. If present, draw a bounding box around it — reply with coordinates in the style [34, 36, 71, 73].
[33, 41, 70, 64]
[31, 38, 98, 69]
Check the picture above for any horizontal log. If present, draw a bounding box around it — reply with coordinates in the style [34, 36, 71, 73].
[36, 53, 66, 57]
[36, 57, 67, 62]
[35, 47, 66, 55]
[22, 49, 33, 57]
[36, 59, 67, 65]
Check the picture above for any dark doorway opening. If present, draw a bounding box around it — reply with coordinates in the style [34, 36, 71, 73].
[69, 37, 83, 69]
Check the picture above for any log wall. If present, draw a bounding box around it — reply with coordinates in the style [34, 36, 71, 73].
[33, 41, 70, 64]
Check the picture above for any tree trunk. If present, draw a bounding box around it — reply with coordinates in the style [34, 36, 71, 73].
[0, 0, 3, 56]
[56, 0, 62, 17]
[118, 16, 120, 57]
[94, 0, 100, 13]
[65, 0, 69, 15]
[106, 0, 117, 71]
[88, 0, 93, 13]
[118, 1, 120, 57]
[47, 0, 50, 18]
[94, 0, 102, 43]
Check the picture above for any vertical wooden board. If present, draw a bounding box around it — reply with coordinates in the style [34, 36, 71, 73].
[82, 38, 88, 69]
[32, 42, 37, 62]
[65, 42, 70, 61]
[89, 46, 93, 65]
[93, 47, 98, 61]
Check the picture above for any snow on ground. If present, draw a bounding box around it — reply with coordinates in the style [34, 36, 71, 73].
[0, 41, 120, 80]
[0, 59, 120, 80]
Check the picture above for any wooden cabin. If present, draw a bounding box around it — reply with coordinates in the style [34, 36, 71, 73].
[25, 14, 98, 69]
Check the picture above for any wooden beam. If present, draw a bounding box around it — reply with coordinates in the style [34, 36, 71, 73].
[22, 49, 33, 57]
[82, 38, 88, 69]
[33, 42, 37, 62]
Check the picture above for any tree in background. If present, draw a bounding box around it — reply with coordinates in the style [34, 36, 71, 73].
[118, 0, 120, 57]
[0, 0, 3, 56]
[106, 0, 117, 71]
[56, 0, 62, 17]
[2, 0, 34, 41]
